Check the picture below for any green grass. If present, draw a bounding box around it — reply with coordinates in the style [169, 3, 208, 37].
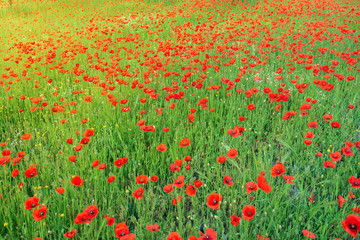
[0, 0, 360, 239]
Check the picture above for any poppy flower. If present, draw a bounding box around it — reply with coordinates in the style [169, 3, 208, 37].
[92, 160, 99, 167]
[247, 104, 255, 110]
[84, 96, 92, 102]
[115, 222, 130, 238]
[133, 187, 144, 200]
[245, 181, 258, 193]
[330, 152, 341, 162]
[12, 168, 19, 177]
[283, 175, 294, 184]
[146, 224, 160, 232]
[33, 205, 48, 221]
[81, 137, 90, 145]
[331, 122, 341, 128]
[270, 162, 286, 177]
[338, 195, 346, 208]
[242, 205, 256, 221]
[25, 166, 38, 178]
[74, 212, 92, 224]
[349, 176, 360, 188]
[179, 138, 190, 147]
[227, 149, 238, 159]
[223, 176, 233, 186]
[136, 175, 148, 184]
[206, 193, 222, 209]
[105, 215, 115, 226]
[166, 232, 183, 240]
[231, 214, 241, 226]
[114, 157, 128, 168]
[83, 129, 94, 137]
[302, 230, 316, 239]
[217, 156, 226, 163]
[71, 175, 84, 187]
[198, 228, 217, 240]
[151, 175, 158, 182]
[257, 171, 272, 194]
[186, 184, 196, 197]
[308, 121, 318, 128]
[64, 229, 77, 238]
[66, 138, 73, 144]
[108, 176, 115, 183]
[324, 161, 336, 168]
[56, 187, 65, 194]
[352, 207, 360, 213]
[157, 144, 167, 152]
[21, 133, 32, 140]
[172, 195, 182, 205]
[25, 197, 41, 210]
[194, 180, 203, 188]
[174, 175, 185, 188]
[341, 214, 360, 237]
[323, 114, 332, 121]
[342, 146, 353, 157]
[84, 205, 99, 219]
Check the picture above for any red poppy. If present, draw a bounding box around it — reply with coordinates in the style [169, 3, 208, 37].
[186, 184, 196, 197]
[115, 222, 130, 238]
[92, 160, 99, 167]
[231, 214, 241, 226]
[257, 171, 272, 194]
[25, 166, 38, 178]
[74, 212, 91, 224]
[157, 144, 167, 152]
[25, 197, 41, 210]
[105, 215, 115, 226]
[21, 133, 32, 140]
[12, 168, 19, 177]
[114, 157, 128, 168]
[223, 175, 233, 186]
[33, 205, 48, 221]
[64, 229, 77, 238]
[245, 181, 258, 193]
[146, 224, 160, 232]
[247, 104, 255, 110]
[198, 228, 217, 240]
[341, 214, 360, 237]
[133, 187, 144, 200]
[331, 122, 341, 128]
[206, 193, 222, 209]
[217, 156, 226, 163]
[71, 175, 84, 187]
[302, 230, 316, 239]
[108, 176, 115, 183]
[323, 114, 332, 121]
[349, 176, 360, 188]
[56, 187, 65, 194]
[151, 175, 158, 182]
[324, 161, 336, 168]
[308, 121, 318, 128]
[172, 195, 182, 205]
[173, 175, 185, 188]
[283, 175, 294, 184]
[242, 205, 256, 221]
[81, 137, 90, 145]
[342, 146, 353, 157]
[166, 232, 183, 240]
[83, 129, 94, 137]
[179, 138, 190, 147]
[330, 152, 341, 162]
[227, 149, 238, 159]
[194, 180, 203, 188]
[84, 205, 99, 219]
[338, 195, 346, 208]
[136, 175, 148, 184]
[270, 162, 286, 177]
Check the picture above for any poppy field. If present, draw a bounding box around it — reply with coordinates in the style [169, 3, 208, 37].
[0, 0, 360, 239]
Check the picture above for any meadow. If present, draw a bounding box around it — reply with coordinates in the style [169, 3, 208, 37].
[0, 0, 360, 239]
